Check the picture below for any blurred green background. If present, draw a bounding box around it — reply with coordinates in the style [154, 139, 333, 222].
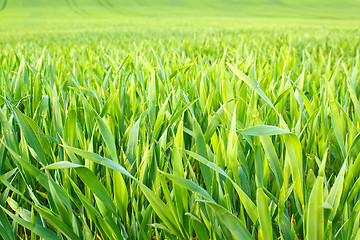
[0, 0, 359, 43]
[2, 0, 360, 21]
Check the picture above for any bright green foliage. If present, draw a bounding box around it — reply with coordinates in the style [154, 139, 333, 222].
[1, 5, 360, 239]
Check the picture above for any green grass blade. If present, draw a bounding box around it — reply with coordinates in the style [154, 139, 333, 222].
[1, 206, 61, 240]
[197, 200, 254, 240]
[256, 188, 273, 240]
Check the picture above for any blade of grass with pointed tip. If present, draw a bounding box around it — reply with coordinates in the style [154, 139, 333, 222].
[182, 149, 258, 224]
[126, 117, 141, 165]
[256, 188, 273, 240]
[326, 159, 346, 222]
[283, 133, 304, 206]
[61, 145, 185, 239]
[330, 101, 346, 158]
[192, 116, 211, 190]
[160, 171, 213, 201]
[227, 63, 276, 113]
[241, 125, 290, 136]
[343, 64, 360, 120]
[1, 206, 61, 240]
[306, 176, 324, 240]
[100, 90, 119, 117]
[6, 101, 47, 165]
[227, 62, 289, 130]
[204, 101, 227, 142]
[96, 115, 118, 162]
[197, 200, 254, 240]
[75, 167, 118, 217]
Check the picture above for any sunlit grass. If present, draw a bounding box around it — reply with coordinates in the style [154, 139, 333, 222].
[1, 2, 360, 239]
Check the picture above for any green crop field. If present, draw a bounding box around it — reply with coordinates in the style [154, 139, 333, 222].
[1, 1, 360, 239]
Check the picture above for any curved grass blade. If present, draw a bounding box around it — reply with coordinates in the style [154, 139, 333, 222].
[1, 206, 61, 240]
[197, 200, 254, 240]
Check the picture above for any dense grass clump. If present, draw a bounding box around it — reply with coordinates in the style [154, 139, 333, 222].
[1, 6, 360, 240]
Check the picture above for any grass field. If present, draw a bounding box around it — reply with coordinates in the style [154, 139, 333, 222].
[1, 1, 360, 239]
